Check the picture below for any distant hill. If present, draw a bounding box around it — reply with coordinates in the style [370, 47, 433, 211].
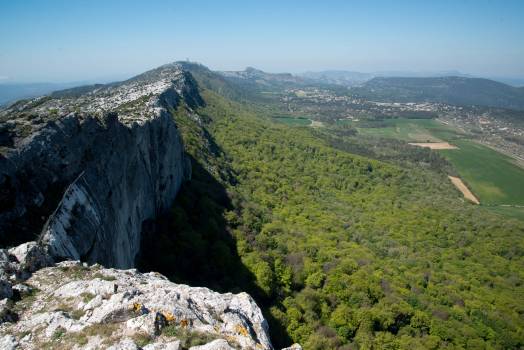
[216, 67, 337, 103]
[487, 77, 524, 87]
[219, 67, 311, 91]
[221, 67, 304, 84]
[299, 70, 472, 87]
[352, 76, 524, 110]
[0, 82, 83, 106]
[300, 70, 373, 86]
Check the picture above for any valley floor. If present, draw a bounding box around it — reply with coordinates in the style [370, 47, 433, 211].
[164, 75, 524, 349]
[344, 118, 524, 221]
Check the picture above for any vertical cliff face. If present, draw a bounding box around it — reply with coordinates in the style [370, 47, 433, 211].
[0, 64, 198, 268]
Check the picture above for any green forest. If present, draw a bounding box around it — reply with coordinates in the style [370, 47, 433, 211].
[138, 70, 524, 350]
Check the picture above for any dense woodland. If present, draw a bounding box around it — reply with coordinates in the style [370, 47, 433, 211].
[139, 70, 524, 349]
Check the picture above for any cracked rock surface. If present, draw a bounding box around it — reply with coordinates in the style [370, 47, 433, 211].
[0, 261, 274, 350]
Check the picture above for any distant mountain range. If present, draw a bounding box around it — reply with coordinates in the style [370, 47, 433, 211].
[3, 67, 524, 112]
[0, 76, 129, 107]
[300, 70, 524, 87]
[300, 70, 373, 86]
[220, 66, 308, 88]
[0, 82, 87, 106]
[299, 70, 472, 87]
[220, 68, 524, 111]
[353, 76, 524, 110]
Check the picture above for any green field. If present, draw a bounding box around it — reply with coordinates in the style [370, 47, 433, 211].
[272, 116, 312, 126]
[355, 118, 524, 219]
[486, 205, 524, 221]
[355, 118, 461, 142]
[439, 139, 524, 205]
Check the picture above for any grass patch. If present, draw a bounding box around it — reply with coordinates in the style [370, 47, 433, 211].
[486, 205, 524, 222]
[355, 118, 457, 142]
[80, 292, 96, 303]
[92, 272, 117, 281]
[59, 265, 90, 280]
[132, 332, 153, 347]
[41, 323, 119, 349]
[440, 140, 524, 206]
[53, 298, 84, 319]
[272, 116, 312, 126]
[52, 326, 66, 341]
[70, 308, 85, 320]
[12, 287, 39, 313]
[18, 330, 32, 339]
[161, 325, 219, 348]
[82, 323, 119, 338]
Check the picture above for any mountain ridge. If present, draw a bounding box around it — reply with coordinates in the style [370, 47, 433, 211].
[353, 76, 524, 110]
[0, 62, 523, 349]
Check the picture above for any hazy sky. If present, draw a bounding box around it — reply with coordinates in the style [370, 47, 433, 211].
[1, 0, 523, 82]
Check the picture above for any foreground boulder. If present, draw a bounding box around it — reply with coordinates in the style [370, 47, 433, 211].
[0, 261, 273, 349]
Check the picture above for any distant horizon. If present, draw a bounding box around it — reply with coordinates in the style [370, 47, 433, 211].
[2, 0, 524, 83]
[0, 62, 523, 87]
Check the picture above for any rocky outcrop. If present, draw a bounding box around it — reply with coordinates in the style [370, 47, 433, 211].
[0, 64, 196, 268]
[0, 261, 273, 349]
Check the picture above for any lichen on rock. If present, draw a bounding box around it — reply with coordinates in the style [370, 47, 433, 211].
[0, 261, 273, 349]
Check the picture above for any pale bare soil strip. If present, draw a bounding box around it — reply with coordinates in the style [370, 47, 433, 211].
[409, 142, 458, 150]
[310, 120, 324, 128]
[448, 176, 480, 204]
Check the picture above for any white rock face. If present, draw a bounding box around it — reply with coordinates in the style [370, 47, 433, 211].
[8, 242, 51, 274]
[143, 340, 181, 350]
[281, 344, 302, 350]
[189, 339, 236, 350]
[0, 335, 18, 350]
[0, 63, 197, 268]
[0, 261, 274, 349]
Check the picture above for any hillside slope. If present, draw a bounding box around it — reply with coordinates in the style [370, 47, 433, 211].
[353, 76, 524, 110]
[1, 63, 523, 349]
[142, 64, 524, 349]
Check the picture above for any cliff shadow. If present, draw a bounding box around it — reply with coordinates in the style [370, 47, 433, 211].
[137, 156, 292, 347]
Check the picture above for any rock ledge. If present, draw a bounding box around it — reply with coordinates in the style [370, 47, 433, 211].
[0, 261, 275, 350]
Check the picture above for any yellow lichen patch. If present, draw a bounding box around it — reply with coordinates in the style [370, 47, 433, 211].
[131, 303, 149, 315]
[132, 303, 142, 312]
[235, 324, 249, 337]
[162, 311, 176, 322]
[180, 319, 189, 328]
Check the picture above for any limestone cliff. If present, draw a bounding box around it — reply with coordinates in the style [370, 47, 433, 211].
[0, 64, 197, 267]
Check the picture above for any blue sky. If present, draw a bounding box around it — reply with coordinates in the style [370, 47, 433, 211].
[1, 0, 523, 82]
